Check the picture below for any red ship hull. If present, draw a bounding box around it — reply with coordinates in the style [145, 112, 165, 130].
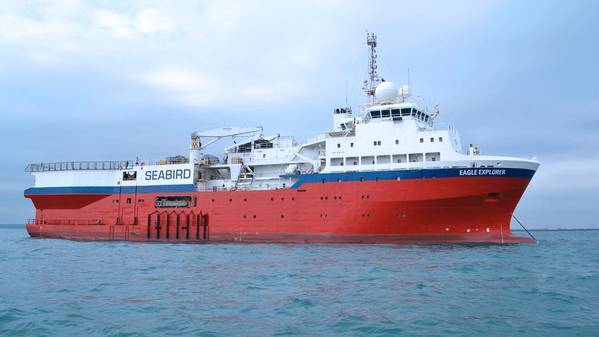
[24, 173, 535, 244]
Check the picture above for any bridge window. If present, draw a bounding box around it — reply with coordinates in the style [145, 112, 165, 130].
[391, 109, 401, 117]
[371, 110, 381, 118]
[381, 110, 391, 118]
[401, 108, 411, 116]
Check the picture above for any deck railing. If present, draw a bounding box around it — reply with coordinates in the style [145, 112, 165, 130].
[26, 218, 104, 225]
[25, 158, 191, 172]
[25, 160, 135, 172]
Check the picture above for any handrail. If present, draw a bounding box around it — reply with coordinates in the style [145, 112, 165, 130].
[25, 160, 135, 172]
[25, 158, 191, 172]
[26, 218, 104, 225]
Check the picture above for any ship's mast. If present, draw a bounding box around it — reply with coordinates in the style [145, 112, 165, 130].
[362, 32, 381, 101]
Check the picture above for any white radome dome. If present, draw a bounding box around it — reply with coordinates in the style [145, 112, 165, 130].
[374, 81, 399, 103]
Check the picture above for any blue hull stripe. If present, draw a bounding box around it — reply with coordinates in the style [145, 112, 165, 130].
[24, 184, 196, 195]
[284, 167, 536, 189]
[24, 168, 536, 195]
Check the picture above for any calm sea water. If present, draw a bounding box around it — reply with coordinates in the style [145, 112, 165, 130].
[1, 226, 598, 337]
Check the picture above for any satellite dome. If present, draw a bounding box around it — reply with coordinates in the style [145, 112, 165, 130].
[374, 81, 399, 103]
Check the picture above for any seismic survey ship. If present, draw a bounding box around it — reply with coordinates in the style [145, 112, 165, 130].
[24, 34, 538, 244]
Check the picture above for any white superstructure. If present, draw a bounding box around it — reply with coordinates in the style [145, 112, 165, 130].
[26, 33, 538, 192]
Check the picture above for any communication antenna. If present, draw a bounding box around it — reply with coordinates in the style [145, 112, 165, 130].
[345, 80, 348, 106]
[362, 32, 381, 101]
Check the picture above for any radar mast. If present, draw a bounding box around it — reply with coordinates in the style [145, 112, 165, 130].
[362, 32, 381, 101]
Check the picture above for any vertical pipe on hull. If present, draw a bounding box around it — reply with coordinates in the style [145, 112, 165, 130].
[203, 214, 209, 241]
[176, 214, 180, 240]
[156, 214, 161, 240]
[147, 214, 151, 239]
[166, 213, 170, 240]
[196, 214, 200, 240]
[186, 214, 190, 240]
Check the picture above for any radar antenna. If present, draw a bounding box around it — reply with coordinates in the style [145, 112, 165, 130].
[362, 32, 381, 101]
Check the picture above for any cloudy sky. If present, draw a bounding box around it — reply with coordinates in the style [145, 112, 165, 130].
[1, 0, 597, 228]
